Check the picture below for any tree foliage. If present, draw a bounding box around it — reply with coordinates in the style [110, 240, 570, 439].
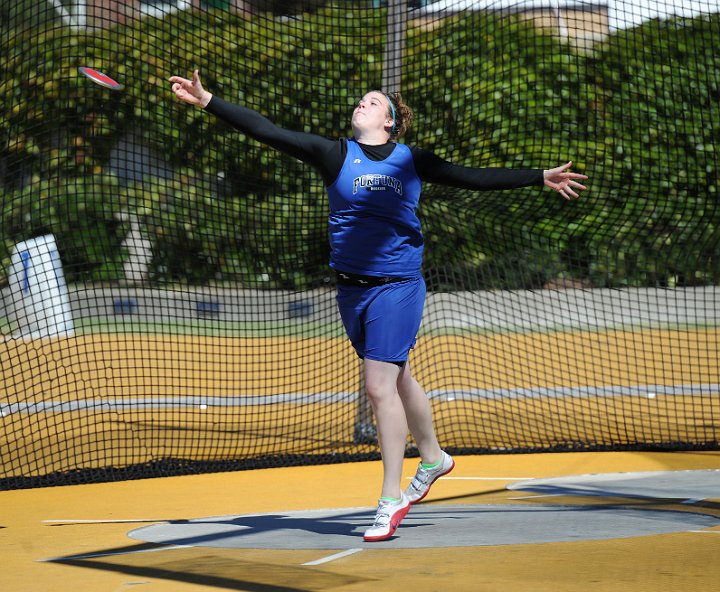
[1, 7, 719, 288]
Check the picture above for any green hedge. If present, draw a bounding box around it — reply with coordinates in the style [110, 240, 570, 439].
[1, 7, 719, 288]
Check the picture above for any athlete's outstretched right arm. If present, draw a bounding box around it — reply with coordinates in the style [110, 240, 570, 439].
[204, 96, 333, 164]
[169, 69, 335, 170]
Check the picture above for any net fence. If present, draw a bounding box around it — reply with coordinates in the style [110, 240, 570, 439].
[1, 0, 719, 489]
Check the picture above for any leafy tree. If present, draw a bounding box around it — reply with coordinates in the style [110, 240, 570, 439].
[2, 6, 719, 289]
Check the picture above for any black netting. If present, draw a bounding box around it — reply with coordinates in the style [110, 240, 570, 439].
[1, 1, 719, 490]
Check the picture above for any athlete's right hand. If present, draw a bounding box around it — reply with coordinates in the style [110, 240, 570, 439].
[169, 69, 212, 108]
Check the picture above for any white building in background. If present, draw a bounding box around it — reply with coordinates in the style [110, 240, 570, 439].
[411, 0, 720, 49]
[415, 0, 720, 30]
[413, 1, 611, 48]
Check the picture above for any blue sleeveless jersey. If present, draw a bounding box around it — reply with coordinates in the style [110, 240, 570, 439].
[326, 139, 423, 276]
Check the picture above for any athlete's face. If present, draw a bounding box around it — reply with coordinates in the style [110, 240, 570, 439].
[351, 92, 394, 137]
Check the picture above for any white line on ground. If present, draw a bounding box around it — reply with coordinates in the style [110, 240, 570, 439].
[8, 382, 719, 415]
[43, 519, 169, 524]
[302, 548, 363, 566]
[681, 498, 706, 504]
[688, 530, 720, 534]
[405, 477, 534, 481]
[439, 477, 534, 481]
[39, 544, 190, 562]
[507, 494, 564, 500]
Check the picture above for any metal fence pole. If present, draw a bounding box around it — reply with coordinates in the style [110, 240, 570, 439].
[382, 0, 406, 93]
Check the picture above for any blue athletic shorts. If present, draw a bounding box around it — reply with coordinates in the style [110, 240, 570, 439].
[335, 276, 426, 363]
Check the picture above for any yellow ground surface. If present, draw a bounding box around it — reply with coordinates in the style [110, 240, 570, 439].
[2, 328, 718, 398]
[2, 330, 719, 590]
[2, 451, 720, 592]
[3, 329, 719, 480]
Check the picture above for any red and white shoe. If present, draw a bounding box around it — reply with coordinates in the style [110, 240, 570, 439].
[405, 451, 455, 504]
[363, 493, 411, 542]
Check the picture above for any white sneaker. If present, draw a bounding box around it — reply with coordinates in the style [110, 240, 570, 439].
[363, 493, 411, 542]
[404, 451, 455, 504]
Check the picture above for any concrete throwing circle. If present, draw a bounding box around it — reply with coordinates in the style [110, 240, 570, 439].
[128, 503, 719, 550]
[507, 469, 720, 500]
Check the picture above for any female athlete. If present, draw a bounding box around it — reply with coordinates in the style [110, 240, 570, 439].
[169, 70, 588, 541]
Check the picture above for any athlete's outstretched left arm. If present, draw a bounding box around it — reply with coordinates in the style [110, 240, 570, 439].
[412, 147, 587, 199]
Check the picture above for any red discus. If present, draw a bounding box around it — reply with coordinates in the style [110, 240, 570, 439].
[78, 67, 122, 90]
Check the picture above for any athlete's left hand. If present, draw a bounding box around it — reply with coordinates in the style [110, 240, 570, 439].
[543, 162, 588, 200]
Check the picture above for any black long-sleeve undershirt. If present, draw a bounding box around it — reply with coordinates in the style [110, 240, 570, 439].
[205, 96, 545, 190]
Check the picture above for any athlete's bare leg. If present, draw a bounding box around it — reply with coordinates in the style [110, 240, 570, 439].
[397, 361, 442, 465]
[364, 359, 408, 499]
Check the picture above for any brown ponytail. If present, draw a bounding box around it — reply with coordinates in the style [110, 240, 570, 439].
[384, 92, 414, 140]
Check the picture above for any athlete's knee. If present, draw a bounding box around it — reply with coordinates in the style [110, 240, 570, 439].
[365, 379, 397, 407]
[364, 360, 402, 406]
